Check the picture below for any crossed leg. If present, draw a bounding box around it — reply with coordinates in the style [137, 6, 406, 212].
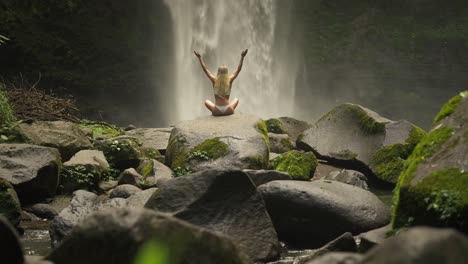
[204, 98, 239, 116]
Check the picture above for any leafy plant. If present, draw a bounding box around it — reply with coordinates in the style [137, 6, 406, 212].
[188, 150, 209, 161]
[424, 189, 460, 221]
[0, 87, 16, 127]
[172, 166, 192, 177]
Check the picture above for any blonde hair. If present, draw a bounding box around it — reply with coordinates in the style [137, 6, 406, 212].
[214, 65, 230, 96]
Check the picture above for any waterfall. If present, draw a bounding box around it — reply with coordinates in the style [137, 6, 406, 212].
[164, 0, 300, 123]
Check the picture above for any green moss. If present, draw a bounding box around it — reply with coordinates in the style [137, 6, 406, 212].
[349, 104, 387, 134]
[95, 138, 142, 170]
[433, 91, 467, 125]
[140, 147, 164, 163]
[79, 120, 122, 138]
[137, 159, 154, 178]
[392, 125, 455, 229]
[265, 118, 287, 134]
[370, 126, 426, 183]
[394, 168, 468, 230]
[59, 165, 100, 193]
[280, 138, 295, 150]
[270, 150, 318, 181]
[256, 120, 271, 152]
[0, 179, 20, 226]
[188, 137, 228, 161]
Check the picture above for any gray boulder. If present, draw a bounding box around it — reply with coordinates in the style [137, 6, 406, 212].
[277, 117, 311, 144]
[60, 150, 109, 193]
[0, 144, 61, 202]
[303, 253, 363, 264]
[136, 159, 173, 188]
[47, 208, 251, 264]
[124, 127, 172, 154]
[325, 169, 368, 190]
[15, 121, 92, 160]
[392, 92, 468, 231]
[144, 169, 280, 262]
[126, 188, 157, 208]
[258, 180, 390, 247]
[49, 190, 127, 247]
[269, 133, 295, 153]
[109, 184, 141, 198]
[165, 114, 269, 175]
[117, 168, 143, 186]
[0, 216, 24, 264]
[357, 224, 391, 253]
[97, 180, 118, 192]
[0, 179, 21, 226]
[297, 103, 425, 185]
[25, 203, 58, 220]
[243, 169, 292, 186]
[360, 227, 468, 264]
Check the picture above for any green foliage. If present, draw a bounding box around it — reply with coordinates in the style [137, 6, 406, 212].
[96, 138, 142, 170]
[188, 150, 209, 161]
[270, 150, 318, 181]
[60, 165, 100, 193]
[0, 87, 16, 127]
[424, 189, 461, 222]
[134, 240, 169, 264]
[79, 120, 122, 138]
[265, 118, 286, 134]
[172, 166, 192, 177]
[433, 91, 467, 125]
[100, 167, 121, 182]
[188, 137, 228, 161]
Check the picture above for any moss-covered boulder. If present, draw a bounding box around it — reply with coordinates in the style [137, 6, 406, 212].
[269, 150, 318, 181]
[94, 136, 146, 171]
[14, 121, 92, 161]
[0, 179, 21, 227]
[60, 150, 109, 193]
[392, 91, 468, 232]
[0, 144, 61, 203]
[124, 127, 173, 154]
[78, 120, 123, 139]
[165, 114, 269, 176]
[268, 133, 295, 154]
[297, 103, 425, 185]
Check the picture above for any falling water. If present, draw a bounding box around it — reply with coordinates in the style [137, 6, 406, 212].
[164, 0, 301, 123]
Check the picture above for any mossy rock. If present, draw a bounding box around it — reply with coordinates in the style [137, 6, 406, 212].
[0, 179, 21, 227]
[165, 114, 270, 176]
[78, 120, 123, 139]
[59, 165, 101, 193]
[392, 92, 468, 232]
[269, 133, 295, 154]
[298, 103, 425, 185]
[265, 118, 287, 134]
[95, 136, 144, 171]
[270, 150, 318, 181]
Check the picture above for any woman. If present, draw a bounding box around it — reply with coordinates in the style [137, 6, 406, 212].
[194, 49, 248, 116]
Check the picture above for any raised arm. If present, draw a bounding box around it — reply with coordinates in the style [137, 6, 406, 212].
[194, 51, 216, 83]
[230, 49, 248, 83]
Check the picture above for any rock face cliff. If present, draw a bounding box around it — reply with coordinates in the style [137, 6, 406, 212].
[0, 0, 173, 126]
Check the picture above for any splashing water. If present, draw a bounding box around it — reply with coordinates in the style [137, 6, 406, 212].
[164, 0, 300, 123]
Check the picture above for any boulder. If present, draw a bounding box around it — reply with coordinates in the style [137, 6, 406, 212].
[49, 187, 156, 247]
[0, 216, 24, 264]
[325, 169, 368, 190]
[165, 114, 269, 176]
[117, 168, 144, 186]
[124, 127, 172, 154]
[269, 150, 318, 181]
[145, 169, 280, 262]
[258, 180, 390, 247]
[0, 179, 21, 226]
[392, 91, 468, 231]
[15, 121, 92, 160]
[0, 144, 61, 202]
[297, 103, 426, 185]
[25, 203, 58, 220]
[269, 133, 295, 153]
[94, 136, 145, 171]
[136, 159, 173, 188]
[293, 232, 357, 264]
[49, 190, 127, 247]
[277, 117, 311, 143]
[97, 180, 118, 192]
[60, 150, 109, 193]
[359, 227, 468, 264]
[357, 224, 391, 252]
[303, 253, 363, 264]
[109, 184, 141, 199]
[47, 208, 251, 264]
[24, 256, 54, 264]
[243, 169, 292, 186]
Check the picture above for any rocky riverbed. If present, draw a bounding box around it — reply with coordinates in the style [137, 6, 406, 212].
[1, 92, 468, 264]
